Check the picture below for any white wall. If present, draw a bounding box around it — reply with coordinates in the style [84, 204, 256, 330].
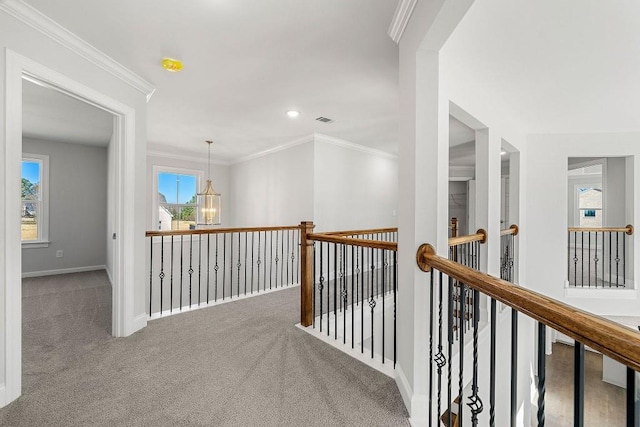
[146, 153, 231, 229]
[229, 141, 314, 227]
[313, 137, 398, 232]
[526, 133, 639, 316]
[22, 138, 107, 274]
[0, 6, 150, 405]
[105, 127, 115, 283]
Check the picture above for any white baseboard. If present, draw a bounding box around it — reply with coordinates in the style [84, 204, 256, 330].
[395, 364, 413, 416]
[131, 313, 148, 334]
[22, 265, 106, 278]
[0, 383, 5, 408]
[105, 267, 114, 286]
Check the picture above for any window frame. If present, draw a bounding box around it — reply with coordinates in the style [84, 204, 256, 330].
[152, 165, 203, 231]
[21, 153, 50, 248]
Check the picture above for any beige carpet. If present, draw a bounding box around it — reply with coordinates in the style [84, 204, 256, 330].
[0, 271, 409, 426]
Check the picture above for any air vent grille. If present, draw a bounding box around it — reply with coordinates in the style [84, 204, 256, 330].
[315, 116, 334, 123]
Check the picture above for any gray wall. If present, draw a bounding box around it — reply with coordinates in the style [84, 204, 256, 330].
[22, 138, 107, 274]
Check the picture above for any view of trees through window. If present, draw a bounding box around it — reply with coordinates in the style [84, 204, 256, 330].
[157, 172, 197, 230]
[21, 159, 40, 241]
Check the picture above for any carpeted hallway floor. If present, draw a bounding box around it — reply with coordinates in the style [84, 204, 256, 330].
[0, 271, 410, 426]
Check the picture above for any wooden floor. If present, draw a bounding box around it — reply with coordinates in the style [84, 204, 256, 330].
[546, 342, 626, 426]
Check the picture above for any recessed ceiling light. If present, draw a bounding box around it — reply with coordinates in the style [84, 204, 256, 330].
[286, 110, 300, 118]
[161, 57, 183, 72]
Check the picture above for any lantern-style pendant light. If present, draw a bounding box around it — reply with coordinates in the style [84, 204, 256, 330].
[197, 140, 221, 226]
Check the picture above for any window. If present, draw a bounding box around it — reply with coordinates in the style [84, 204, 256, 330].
[21, 154, 49, 246]
[155, 168, 200, 231]
[577, 186, 602, 227]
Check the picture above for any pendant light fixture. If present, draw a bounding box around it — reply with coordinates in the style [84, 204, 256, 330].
[197, 140, 221, 226]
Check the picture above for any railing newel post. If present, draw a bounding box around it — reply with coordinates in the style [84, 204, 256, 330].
[300, 221, 315, 327]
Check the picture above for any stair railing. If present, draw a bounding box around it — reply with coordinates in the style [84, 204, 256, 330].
[567, 225, 633, 288]
[145, 225, 301, 318]
[300, 222, 398, 367]
[416, 243, 640, 427]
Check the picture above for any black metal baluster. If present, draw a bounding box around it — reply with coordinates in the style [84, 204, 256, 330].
[269, 230, 274, 290]
[257, 232, 262, 293]
[149, 237, 153, 315]
[244, 232, 248, 295]
[334, 244, 338, 339]
[280, 230, 285, 287]
[537, 322, 546, 427]
[490, 298, 496, 427]
[459, 283, 465, 427]
[581, 232, 584, 287]
[189, 234, 194, 307]
[312, 241, 316, 328]
[225, 233, 233, 299]
[222, 233, 226, 300]
[264, 231, 268, 291]
[616, 232, 620, 287]
[370, 247, 376, 359]
[468, 289, 483, 427]
[251, 232, 254, 294]
[351, 245, 355, 349]
[198, 233, 202, 305]
[448, 274, 454, 427]
[286, 229, 290, 286]
[237, 232, 241, 297]
[587, 232, 591, 287]
[609, 231, 612, 287]
[436, 271, 445, 427]
[356, 248, 360, 306]
[382, 248, 386, 363]
[206, 234, 210, 304]
[159, 236, 164, 313]
[319, 242, 324, 333]
[626, 368, 637, 427]
[393, 251, 397, 367]
[624, 232, 627, 287]
[574, 231, 578, 287]
[511, 309, 518, 427]
[429, 270, 434, 424]
[170, 236, 174, 312]
[275, 231, 279, 289]
[361, 246, 365, 354]
[342, 245, 347, 345]
[326, 242, 330, 336]
[595, 232, 599, 288]
[214, 234, 219, 302]
[180, 235, 183, 309]
[574, 342, 585, 427]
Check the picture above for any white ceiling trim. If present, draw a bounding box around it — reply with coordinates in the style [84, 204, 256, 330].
[315, 133, 397, 160]
[231, 135, 315, 165]
[388, 0, 418, 43]
[147, 149, 231, 166]
[0, 0, 156, 101]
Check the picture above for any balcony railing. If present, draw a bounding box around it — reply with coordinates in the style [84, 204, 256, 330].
[299, 222, 398, 368]
[145, 225, 301, 318]
[416, 242, 640, 427]
[567, 225, 634, 288]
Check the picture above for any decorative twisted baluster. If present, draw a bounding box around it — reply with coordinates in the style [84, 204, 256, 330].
[467, 289, 483, 427]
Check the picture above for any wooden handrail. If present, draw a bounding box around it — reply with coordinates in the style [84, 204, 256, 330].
[448, 229, 487, 247]
[145, 225, 300, 237]
[323, 227, 398, 236]
[416, 244, 640, 372]
[568, 224, 633, 235]
[500, 224, 519, 236]
[307, 233, 398, 251]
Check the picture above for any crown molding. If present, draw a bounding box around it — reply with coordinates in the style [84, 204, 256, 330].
[231, 135, 315, 165]
[388, 0, 418, 43]
[0, 0, 156, 101]
[314, 133, 397, 160]
[147, 148, 231, 166]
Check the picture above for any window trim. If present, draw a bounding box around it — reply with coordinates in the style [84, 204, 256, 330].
[152, 165, 203, 231]
[21, 153, 50, 248]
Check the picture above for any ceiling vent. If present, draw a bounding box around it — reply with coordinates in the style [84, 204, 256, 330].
[315, 116, 334, 123]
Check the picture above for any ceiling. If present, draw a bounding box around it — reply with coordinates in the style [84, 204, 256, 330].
[442, 0, 640, 135]
[22, 0, 400, 161]
[23, 79, 114, 146]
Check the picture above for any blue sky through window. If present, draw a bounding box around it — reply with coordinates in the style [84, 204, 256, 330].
[158, 172, 196, 204]
[22, 161, 40, 184]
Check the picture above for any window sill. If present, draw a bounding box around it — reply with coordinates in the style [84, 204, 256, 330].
[22, 241, 50, 249]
